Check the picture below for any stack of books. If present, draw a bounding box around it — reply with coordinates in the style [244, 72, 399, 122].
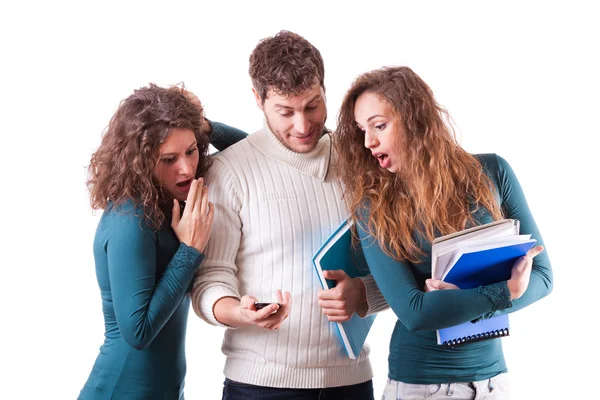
[431, 219, 536, 347]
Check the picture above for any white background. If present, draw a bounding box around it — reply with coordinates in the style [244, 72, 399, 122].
[1, 1, 597, 399]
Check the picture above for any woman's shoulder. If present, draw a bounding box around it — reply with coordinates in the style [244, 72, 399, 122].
[96, 199, 158, 248]
[473, 153, 511, 174]
[101, 199, 150, 230]
[103, 199, 142, 216]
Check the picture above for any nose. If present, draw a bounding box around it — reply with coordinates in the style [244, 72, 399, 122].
[294, 114, 311, 135]
[178, 158, 193, 177]
[364, 130, 378, 149]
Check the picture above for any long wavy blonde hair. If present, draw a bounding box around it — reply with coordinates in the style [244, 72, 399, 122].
[335, 66, 502, 263]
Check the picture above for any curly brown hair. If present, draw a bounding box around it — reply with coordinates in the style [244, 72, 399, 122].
[249, 30, 325, 101]
[335, 66, 503, 263]
[87, 83, 211, 229]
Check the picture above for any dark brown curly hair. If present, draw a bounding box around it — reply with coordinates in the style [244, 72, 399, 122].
[87, 83, 211, 229]
[249, 30, 325, 101]
[335, 66, 503, 263]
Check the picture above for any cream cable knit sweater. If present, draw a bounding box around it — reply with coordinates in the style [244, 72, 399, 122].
[191, 123, 387, 388]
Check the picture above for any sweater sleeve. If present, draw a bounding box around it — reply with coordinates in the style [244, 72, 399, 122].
[356, 213, 512, 332]
[356, 274, 389, 316]
[209, 121, 248, 152]
[482, 154, 553, 317]
[106, 210, 204, 350]
[191, 157, 243, 327]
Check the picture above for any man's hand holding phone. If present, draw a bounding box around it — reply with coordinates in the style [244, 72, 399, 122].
[214, 290, 291, 330]
[238, 290, 291, 330]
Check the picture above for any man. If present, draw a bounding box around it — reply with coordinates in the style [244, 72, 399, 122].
[191, 30, 387, 399]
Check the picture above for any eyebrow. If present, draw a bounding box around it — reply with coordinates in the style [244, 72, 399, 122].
[160, 141, 198, 157]
[366, 115, 385, 122]
[355, 115, 386, 127]
[275, 95, 322, 110]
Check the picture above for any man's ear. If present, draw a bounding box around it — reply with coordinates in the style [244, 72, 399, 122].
[252, 88, 264, 111]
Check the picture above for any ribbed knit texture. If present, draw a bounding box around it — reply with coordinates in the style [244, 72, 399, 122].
[191, 122, 376, 388]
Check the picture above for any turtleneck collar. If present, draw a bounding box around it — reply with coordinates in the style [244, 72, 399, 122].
[247, 119, 332, 181]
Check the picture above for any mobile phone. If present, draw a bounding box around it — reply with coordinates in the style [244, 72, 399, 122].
[254, 302, 282, 310]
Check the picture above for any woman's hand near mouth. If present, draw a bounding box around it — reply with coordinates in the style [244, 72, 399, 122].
[171, 177, 214, 252]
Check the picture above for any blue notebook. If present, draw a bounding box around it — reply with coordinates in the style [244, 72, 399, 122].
[312, 218, 375, 359]
[432, 220, 536, 347]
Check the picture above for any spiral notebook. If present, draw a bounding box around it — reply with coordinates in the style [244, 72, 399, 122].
[437, 314, 510, 347]
[432, 219, 536, 347]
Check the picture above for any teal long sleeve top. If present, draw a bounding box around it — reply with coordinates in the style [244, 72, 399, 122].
[357, 154, 553, 384]
[209, 121, 248, 152]
[79, 123, 247, 400]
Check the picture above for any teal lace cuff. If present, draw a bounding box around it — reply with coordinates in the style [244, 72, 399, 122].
[172, 242, 205, 270]
[473, 282, 512, 321]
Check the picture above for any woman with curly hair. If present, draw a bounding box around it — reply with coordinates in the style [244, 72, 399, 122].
[334, 66, 553, 399]
[79, 84, 246, 399]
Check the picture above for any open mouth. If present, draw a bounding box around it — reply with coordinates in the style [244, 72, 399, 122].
[176, 179, 192, 192]
[374, 153, 390, 169]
